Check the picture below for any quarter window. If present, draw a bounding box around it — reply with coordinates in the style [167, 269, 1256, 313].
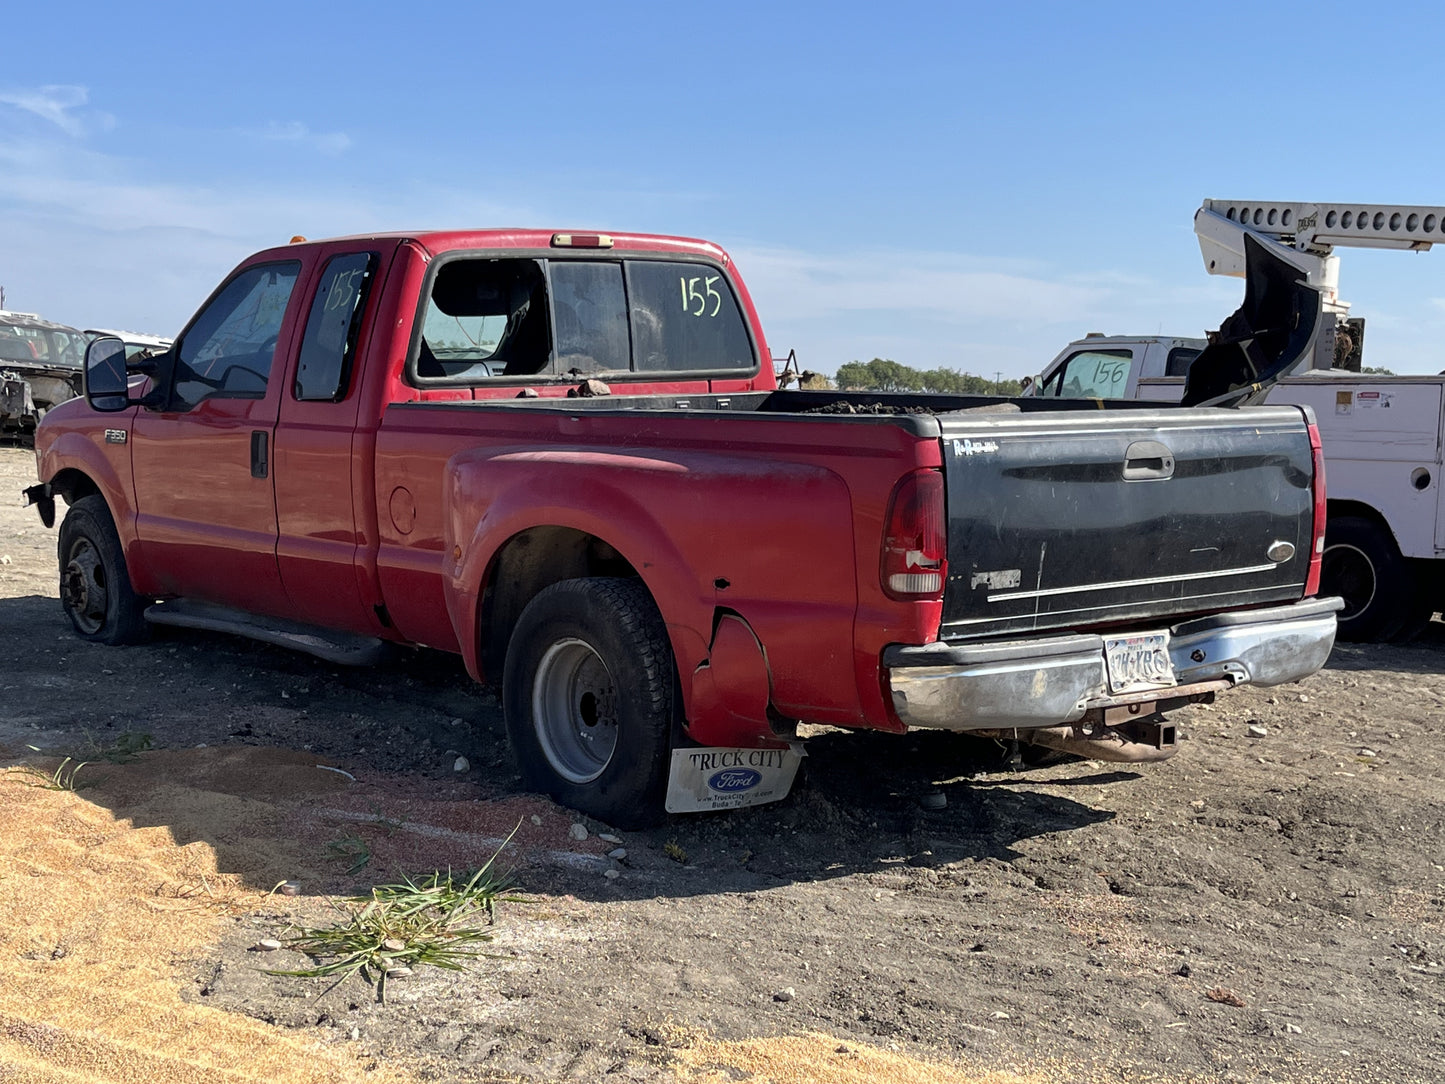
[295, 252, 376, 401]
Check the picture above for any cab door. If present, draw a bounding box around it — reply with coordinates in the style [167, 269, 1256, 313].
[130, 257, 309, 616]
[273, 244, 396, 633]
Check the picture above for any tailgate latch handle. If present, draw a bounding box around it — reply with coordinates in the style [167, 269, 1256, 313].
[1123, 439, 1175, 481]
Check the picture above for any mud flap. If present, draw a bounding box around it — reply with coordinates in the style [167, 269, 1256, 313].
[23, 483, 55, 528]
[664, 743, 805, 813]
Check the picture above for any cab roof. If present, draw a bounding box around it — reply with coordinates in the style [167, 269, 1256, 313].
[260, 229, 731, 264]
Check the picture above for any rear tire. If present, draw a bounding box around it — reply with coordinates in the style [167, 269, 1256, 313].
[502, 578, 674, 829]
[57, 494, 148, 645]
[1320, 516, 1415, 642]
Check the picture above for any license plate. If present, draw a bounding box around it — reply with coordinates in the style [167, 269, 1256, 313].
[1104, 632, 1176, 694]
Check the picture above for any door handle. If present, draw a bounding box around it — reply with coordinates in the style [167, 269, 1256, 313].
[250, 430, 269, 479]
[1123, 439, 1174, 481]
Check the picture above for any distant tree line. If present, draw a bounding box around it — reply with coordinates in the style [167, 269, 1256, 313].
[833, 358, 1024, 396]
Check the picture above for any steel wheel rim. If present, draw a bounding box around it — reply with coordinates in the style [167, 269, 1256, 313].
[62, 538, 108, 634]
[1320, 542, 1376, 622]
[531, 638, 619, 784]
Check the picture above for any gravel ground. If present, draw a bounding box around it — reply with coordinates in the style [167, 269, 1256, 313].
[2, 445, 1442, 1083]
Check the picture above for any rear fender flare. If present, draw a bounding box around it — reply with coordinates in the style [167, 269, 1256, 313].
[442, 451, 713, 707]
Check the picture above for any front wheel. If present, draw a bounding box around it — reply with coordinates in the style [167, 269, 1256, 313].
[502, 578, 675, 829]
[57, 494, 148, 644]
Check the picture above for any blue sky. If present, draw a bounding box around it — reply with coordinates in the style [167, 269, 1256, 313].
[4, 1, 1445, 378]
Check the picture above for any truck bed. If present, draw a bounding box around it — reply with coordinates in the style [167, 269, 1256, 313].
[386, 388, 1316, 645]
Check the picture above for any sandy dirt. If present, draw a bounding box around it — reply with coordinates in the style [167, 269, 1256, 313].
[1, 445, 1442, 1083]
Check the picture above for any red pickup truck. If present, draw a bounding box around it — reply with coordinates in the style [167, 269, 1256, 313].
[27, 229, 1341, 827]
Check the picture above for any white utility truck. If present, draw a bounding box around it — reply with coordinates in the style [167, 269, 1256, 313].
[1032, 200, 1445, 642]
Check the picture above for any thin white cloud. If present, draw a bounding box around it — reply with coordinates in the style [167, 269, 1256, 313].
[254, 121, 353, 155]
[0, 84, 103, 137]
[0, 125, 535, 332]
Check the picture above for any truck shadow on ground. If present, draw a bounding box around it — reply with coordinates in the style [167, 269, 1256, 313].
[1324, 618, 1445, 674]
[3, 592, 1121, 900]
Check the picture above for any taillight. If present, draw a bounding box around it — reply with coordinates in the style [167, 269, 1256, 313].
[1304, 421, 1326, 596]
[881, 469, 946, 600]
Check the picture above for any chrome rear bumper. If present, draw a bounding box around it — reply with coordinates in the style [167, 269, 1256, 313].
[886, 597, 1342, 733]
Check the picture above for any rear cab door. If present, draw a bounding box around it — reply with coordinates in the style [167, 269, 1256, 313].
[273, 240, 400, 633]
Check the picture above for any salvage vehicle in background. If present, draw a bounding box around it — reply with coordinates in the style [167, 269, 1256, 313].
[83, 328, 173, 362]
[25, 228, 1339, 827]
[0, 310, 87, 440]
[1030, 199, 1445, 642]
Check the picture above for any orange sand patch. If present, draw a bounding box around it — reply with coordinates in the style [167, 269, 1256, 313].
[676, 1031, 1046, 1084]
[0, 765, 416, 1083]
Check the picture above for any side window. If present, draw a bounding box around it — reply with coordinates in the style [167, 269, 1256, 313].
[172, 262, 301, 410]
[626, 261, 754, 372]
[415, 258, 550, 380]
[1165, 347, 1201, 377]
[1053, 349, 1134, 398]
[295, 252, 377, 401]
[551, 261, 630, 374]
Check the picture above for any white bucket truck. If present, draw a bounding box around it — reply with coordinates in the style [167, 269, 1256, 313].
[1032, 200, 1445, 641]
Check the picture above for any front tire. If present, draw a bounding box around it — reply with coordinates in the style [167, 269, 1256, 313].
[502, 578, 674, 829]
[57, 494, 148, 645]
[1320, 515, 1417, 642]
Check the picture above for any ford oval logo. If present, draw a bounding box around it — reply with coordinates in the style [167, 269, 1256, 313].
[1266, 539, 1296, 563]
[708, 768, 762, 792]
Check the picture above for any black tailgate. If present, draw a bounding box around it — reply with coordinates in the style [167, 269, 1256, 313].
[938, 405, 1313, 640]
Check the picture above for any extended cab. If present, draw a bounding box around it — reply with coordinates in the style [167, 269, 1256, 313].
[27, 229, 1340, 826]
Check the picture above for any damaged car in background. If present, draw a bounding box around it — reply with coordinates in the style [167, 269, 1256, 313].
[83, 328, 174, 363]
[0, 311, 88, 441]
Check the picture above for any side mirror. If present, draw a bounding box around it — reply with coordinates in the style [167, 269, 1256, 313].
[84, 337, 168, 412]
[84, 337, 131, 412]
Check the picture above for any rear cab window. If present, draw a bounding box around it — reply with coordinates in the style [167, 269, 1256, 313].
[407, 253, 757, 388]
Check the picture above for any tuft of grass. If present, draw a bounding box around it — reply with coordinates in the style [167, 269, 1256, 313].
[85, 730, 153, 763]
[8, 748, 89, 791]
[663, 839, 688, 864]
[268, 836, 522, 1003]
[326, 835, 373, 875]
